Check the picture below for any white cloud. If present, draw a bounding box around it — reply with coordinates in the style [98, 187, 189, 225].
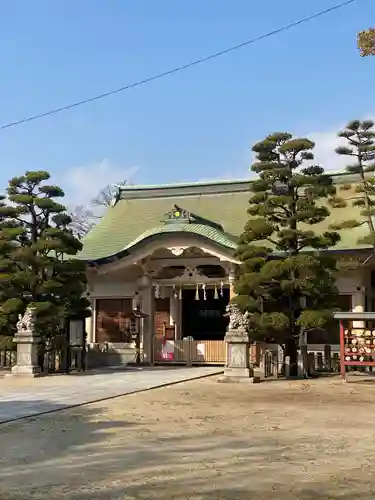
[212, 118, 375, 181]
[307, 116, 374, 171]
[199, 169, 251, 183]
[61, 159, 139, 208]
[60, 118, 375, 203]
[307, 128, 348, 172]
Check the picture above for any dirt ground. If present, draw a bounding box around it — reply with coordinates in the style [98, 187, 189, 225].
[1, 375, 375, 500]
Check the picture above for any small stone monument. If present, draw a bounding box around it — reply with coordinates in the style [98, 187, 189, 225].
[219, 304, 252, 382]
[10, 307, 42, 377]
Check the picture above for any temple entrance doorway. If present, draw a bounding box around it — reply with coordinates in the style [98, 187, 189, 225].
[181, 287, 230, 341]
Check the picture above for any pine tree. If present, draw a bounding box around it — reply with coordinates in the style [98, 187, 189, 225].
[0, 195, 23, 336]
[0, 171, 90, 338]
[234, 133, 340, 375]
[332, 120, 375, 247]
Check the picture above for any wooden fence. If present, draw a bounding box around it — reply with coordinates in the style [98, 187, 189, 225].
[153, 338, 226, 365]
[0, 348, 16, 370]
[307, 350, 340, 373]
[252, 343, 341, 378]
[153, 339, 344, 374]
[0, 343, 85, 374]
[38, 343, 86, 373]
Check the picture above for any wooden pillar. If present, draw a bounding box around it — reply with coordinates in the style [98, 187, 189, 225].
[140, 276, 154, 364]
[170, 293, 180, 339]
[178, 290, 183, 339]
[91, 299, 97, 344]
[228, 266, 236, 300]
[85, 299, 94, 344]
[339, 320, 346, 381]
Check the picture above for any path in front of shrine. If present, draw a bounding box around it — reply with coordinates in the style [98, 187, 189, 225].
[0, 366, 223, 424]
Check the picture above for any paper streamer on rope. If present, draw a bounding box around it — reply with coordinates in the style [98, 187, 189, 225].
[220, 281, 224, 297]
[195, 284, 199, 300]
[178, 286, 182, 300]
[214, 284, 219, 300]
[202, 283, 206, 301]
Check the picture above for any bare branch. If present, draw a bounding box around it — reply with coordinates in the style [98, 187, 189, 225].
[91, 179, 128, 208]
[69, 178, 130, 237]
[69, 205, 97, 239]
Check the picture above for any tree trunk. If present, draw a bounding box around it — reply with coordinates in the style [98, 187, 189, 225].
[357, 135, 375, 235]
[285, 335, 298, 376]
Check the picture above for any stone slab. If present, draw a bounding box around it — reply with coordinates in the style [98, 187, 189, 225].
[0, 366, 223, 424]
[5, 372, 45, 379]
[217, 376, 255, 384]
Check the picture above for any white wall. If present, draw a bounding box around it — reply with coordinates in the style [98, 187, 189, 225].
[89, 281, 137, 299]
[336, 271, 364, 295]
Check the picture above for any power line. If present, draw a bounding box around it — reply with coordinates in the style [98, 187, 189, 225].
[1, 0, 360, 130]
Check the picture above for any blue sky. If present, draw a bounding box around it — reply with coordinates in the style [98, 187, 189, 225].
[0, 0, 374, 207]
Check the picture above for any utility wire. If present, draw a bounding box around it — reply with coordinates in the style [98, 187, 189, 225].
[0, 0, 360, 130]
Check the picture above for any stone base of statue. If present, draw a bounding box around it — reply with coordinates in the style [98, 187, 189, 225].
[8, 339, 43, 377]
[218, 328, 253, 383]
[7, 308, 43, 378]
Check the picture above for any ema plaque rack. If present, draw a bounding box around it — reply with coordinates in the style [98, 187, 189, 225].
[334, 312, 375, 381]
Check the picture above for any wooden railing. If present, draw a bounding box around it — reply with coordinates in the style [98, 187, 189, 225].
[190, 340, 226, 364]
[153, 338, 226, 365]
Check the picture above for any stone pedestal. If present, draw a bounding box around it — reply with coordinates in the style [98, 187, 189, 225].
[219, 328, 252, 382]
[11, 334, 42, 377]
[9, 308, 42, 378]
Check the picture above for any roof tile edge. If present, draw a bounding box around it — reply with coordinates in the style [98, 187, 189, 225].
[114, 170, 366, 201]
[116, 179, 252, 200]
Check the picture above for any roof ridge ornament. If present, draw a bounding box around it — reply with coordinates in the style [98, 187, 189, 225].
[163, 205, 193, 224]
[162, 204, 225, 232]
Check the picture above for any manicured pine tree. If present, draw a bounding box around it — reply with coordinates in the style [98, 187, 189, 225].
[0, 195, 23, 336]
[0, 171, 90, 338]
[234, 133, 340, 374]
[331, 120, 375, 247]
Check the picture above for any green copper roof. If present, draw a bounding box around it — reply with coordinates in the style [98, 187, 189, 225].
[122, 224, 237, 252]
[78, 173, 373, 262]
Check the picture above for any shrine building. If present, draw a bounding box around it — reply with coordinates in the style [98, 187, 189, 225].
[78, 171, 375, 364]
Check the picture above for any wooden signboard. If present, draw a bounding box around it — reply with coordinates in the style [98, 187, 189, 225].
[69, 320, 84, 346]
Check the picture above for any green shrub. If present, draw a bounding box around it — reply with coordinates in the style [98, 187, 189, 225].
[0, 335, 16, 350]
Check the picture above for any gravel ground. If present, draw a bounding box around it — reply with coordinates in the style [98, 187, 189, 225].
[0, 374, 375, 500]
[0, 367, 221, 423]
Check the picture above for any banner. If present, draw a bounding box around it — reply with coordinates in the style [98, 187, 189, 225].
[160, 340, 175, 361]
